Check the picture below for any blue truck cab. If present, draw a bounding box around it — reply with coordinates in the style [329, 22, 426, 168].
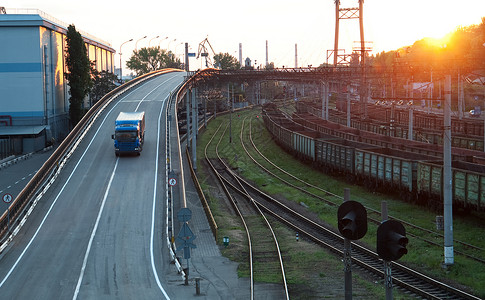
[112, 112, 145, 156]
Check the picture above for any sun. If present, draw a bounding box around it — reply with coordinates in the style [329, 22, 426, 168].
[422, 32, 454, 49]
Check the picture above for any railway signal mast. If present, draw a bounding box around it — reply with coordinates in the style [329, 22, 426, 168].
[337, 189, 367, 300]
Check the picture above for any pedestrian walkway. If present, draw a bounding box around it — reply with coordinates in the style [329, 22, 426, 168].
[162, 138, 250, 299]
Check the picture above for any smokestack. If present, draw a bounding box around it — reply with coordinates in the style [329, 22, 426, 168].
[265, 40, 268, 67]
[239, 43, 242, 67]
[295, 43, 298, 68]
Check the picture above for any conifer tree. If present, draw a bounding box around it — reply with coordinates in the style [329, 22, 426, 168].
[65, 25, 92, 127]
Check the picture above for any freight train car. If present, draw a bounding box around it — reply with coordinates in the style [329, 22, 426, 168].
[417, 160, 485, 211]
[314, 137, 380, 178]
[262, 103, 485, 212]
[354, 148, 436, 202]
[297, 100, 485, 151]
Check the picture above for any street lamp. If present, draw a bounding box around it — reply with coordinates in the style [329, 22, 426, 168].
[159, 36, 168, 48]
[149, 35, 159, 47]
[119, 38, 133, 83]
[167, 38, 177, 53]
[135, 35, 147, 50]
[175, 42, 184, 57]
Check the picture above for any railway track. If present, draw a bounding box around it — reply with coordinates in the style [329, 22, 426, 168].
[245, 115, 485, 265]
[204, 121, 289, 300]
[202, 110, 481, 299]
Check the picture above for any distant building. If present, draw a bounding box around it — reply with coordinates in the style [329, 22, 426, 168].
[0, 8, 115, 155]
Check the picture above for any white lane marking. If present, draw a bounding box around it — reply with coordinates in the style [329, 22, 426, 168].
[0, 80, 141, 288]
[150, 94, 171, 299]
[0, 72, 182, 296]
[134, 75, 179, 112]
[72, 158, 119, 299]
[72, 74, 180, 299]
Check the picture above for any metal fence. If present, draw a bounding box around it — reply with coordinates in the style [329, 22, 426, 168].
[0, 138, 14, 160]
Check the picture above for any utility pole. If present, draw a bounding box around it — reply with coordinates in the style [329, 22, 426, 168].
[333, 0, 340, 66]
[185, 43, 189, 71]
[228, 83, 232, 143]
[347, 83, 351, 127]
[192, 88, 197, 170]
[443, 74, 454, 265]
[409, 79, 414, 141]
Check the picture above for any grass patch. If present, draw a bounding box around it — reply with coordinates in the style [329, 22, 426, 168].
[196, 107, 485, 299]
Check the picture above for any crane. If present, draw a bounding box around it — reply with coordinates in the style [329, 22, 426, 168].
[197, 37, 216, 68]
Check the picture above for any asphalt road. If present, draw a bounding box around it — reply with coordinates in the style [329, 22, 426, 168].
[0, 148, 54, 214]
[0, 71, 185, 299]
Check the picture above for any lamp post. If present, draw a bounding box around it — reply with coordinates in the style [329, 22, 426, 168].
[149, 36, 159, 47]
[167, 38, 177, 53]
[135, 35, 147, 50]
[119, 38, 133, 83]
[159, 36, 168, 48]
[175, 42, 184, 58]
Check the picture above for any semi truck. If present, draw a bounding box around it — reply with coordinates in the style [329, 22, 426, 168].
[112, 111, 145, 156]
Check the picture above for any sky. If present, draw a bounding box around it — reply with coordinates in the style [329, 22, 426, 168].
[3, 0, 485, 73]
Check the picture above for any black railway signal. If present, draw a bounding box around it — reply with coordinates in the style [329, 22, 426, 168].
[377, 219, 408, 261]
[337, 200, 368, 240]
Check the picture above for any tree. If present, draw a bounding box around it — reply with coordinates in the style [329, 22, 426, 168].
[65, 24, 92, 127]
[89, 70, 118, 105]
[265, 62, 275, 70]
[213, 53, 240, 70]
[126, 47, 181, 76]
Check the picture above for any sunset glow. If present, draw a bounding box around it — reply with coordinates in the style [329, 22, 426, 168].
[3, 0, 485, 71]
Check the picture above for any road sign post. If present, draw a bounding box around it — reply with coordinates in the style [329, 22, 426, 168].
[176, 208, 197, 285]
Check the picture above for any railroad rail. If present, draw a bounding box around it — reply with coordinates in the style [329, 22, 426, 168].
[262, 102, 485, 211]
[204, 121, 289, 300]
[205, 109, 480, 299]
[244, 115, 485, 265]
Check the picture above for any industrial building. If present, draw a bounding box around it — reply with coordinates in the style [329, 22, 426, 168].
[0, 8, 115, 157]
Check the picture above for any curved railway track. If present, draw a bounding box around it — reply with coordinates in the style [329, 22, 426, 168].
[202, 109, 481, 299]
[244, 115, 485, 265]
[204, 121, 289, 300]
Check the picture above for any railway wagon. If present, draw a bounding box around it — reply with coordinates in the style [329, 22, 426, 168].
[299, 100, 485, 151]
[263, 113, 294, 150]
[292, 131, 318, 161]
[452, 135, 484, 152]
[354, 148, 437, 201]
[315, 138, 380, 175]
[417, 160, 485, 211]
[264, 103, 485, 211]
[295, 110, 485, 163]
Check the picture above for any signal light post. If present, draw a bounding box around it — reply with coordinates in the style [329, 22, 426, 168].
[337, 188, 367, 300]
[377, 216, 408, 300]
